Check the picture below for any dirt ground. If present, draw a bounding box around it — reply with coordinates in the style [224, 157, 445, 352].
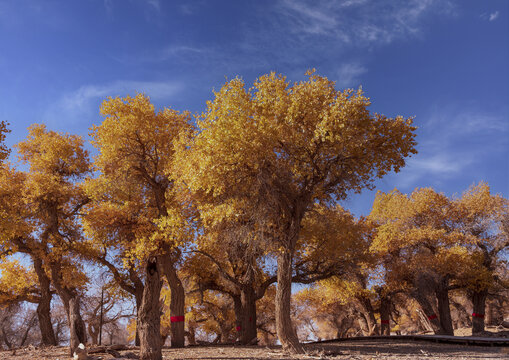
[1, 340, 508, 360]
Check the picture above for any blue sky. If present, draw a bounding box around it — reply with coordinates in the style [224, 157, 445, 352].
[1, 0, 508, 216]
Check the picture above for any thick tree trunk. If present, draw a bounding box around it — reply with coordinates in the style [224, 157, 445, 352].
[471, 289, 487, 334]
[138, 258, 162, 360]
[379, 294, 391, 336]
[435, 278, 454, 335]
[240, 287, 257, 344]
[233, 294, 242, 340]
[275, 250, 303, 353]
[357, 296, 379, 336]
[160, 253, 185, 348]
[33, 258, 57, 346]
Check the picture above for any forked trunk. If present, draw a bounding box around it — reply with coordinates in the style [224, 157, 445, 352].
[471, 289, 487, 334]
[33, 258, 57, 346]
[240, 287, 257, 344]
[435, 278, 454, 335]
[138, 258, 163, 360]
[160, 253, 186, 348]
[275, 251, 303, 353]
[357, 296, 379, 336]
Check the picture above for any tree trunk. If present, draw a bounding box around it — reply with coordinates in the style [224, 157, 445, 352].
[357, 314, 369, 336]
[357, 296, 379, 336]
[1, 326, 12, 350]
[379, 294, 391, 336]
[19, 313, 36, 347]
[240, 287, 257, 344]
[185, 327, 196, 345]
[435, 278, 454, 335]
[135, 288, 143, 347]
[275, 250, 303, 353]
[68, 297, 87, 354]
[233, 294, 242, 341]
[412, 292, 441, 334]
[33, 257, 57, 346]
[160, 253, 185, 348]
[138, 258, 162, 360]
[88, 322, 99, 345]
[471, 289, 487, 334]
[50, 263, 87, 355]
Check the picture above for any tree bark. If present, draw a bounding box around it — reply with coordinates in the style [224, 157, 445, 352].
[160, 253, 186, 348]
[138, 258, 162, 360]
[411, 291, 441, 334]
[50, 263, 87, 355]
[471, 289, 487, 334]
[379, 293, 391, 336]
[275, 250, 303, 353]
[61, 295, 87, 355]
[135, 287, 143, 346]
[33, 257, 57, 346]
[357, 296, 379, 336]
[233, 294, 242, 341]
[435, 278, 454, 335]
[240, 286, 257, 344]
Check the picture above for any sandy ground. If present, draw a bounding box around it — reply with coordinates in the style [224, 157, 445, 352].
[1, 340, 508, 360]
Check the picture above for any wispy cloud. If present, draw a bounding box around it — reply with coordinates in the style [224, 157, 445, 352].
[275, 0, 456, 46]
[145, 0, 160, 12]
[336, 62, 367, 88]
[61, 80, 181, 109]
[390, 107, 508, 190]
[179, 3, 198, 15]
[489, 11, 500, 21]
[44, 80, 182, 127]
[481, 11, 500, 22]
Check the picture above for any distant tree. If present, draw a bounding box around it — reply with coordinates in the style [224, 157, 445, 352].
[454, 182, 509, 333]
[0, 304, 38, 349]
[370, 188, 473, 335]
[0, 120, 10, 162]
[176, 70, 417, 352]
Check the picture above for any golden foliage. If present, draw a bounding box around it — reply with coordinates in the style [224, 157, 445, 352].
[86, 93, 195, 264]
[176, 71, 417, 238]
[0, 120, 10, 162]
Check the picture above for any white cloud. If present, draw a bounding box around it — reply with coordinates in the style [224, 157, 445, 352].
[336, 62, 367, 88]
[44, 80, 182, 127]
[489, 11, 499, 21]
[60, 80, 181, 111]
[392, 153, 472, 189]
[481, 11, 500, 22]
[179, 3, 196, 15]
[145, 0, 160, 12]
[391, 107, 508, 190]
[276, 0, 455, 45]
